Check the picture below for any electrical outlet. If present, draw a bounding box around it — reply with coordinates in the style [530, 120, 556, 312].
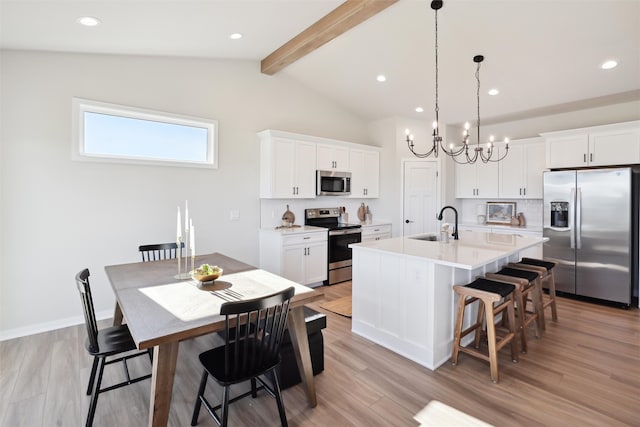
[230, 210, 240, 221]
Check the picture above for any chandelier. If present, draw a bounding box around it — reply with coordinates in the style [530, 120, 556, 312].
[405, 0, 509, 164]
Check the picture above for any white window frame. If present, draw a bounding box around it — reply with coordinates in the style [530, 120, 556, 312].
[72, 97, 218, 168]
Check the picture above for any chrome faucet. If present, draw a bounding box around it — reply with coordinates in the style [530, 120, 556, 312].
[437, 206, 459, 240]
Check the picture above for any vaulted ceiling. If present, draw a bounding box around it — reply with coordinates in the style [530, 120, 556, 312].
[2, 0, 639, 125]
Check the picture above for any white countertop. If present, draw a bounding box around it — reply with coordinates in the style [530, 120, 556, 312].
[350, 230, 546, 270]
[460, 223, 542, 233]
[260, 225, 327, 235]
[360, 221, 392, 228]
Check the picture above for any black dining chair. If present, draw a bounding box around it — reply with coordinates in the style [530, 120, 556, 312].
[75, 269, 152, 427]
[191, 286, 296, 427]
[138, 242, 184, 262]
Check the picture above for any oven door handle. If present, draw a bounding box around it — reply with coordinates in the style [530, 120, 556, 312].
[329, 229, 362, 236]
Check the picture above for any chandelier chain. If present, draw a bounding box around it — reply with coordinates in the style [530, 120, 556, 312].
[434, 7, 439, 123]
[476, 60, 481, 148]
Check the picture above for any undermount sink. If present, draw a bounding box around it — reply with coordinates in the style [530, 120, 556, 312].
[408, 234, 439, 242]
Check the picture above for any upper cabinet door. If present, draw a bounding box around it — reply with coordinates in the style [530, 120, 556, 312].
[349, 148, 379, 198]
[455, 162, 478, 198]
[475, 160, 499, 198]
[267, 138, 296, 198]
[498, 144, 524, 198]
[523, 142, 545, 198]
[498, 139, 545, 199]
[294, 141, 318, 198]
[316, 143, 349, 171]
[589, 129, 640, 167]
[546, 134, 589, 169]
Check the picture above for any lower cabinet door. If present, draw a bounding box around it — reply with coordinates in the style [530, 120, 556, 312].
[305, 241, 328, 284]
[282, 246, 306, 284]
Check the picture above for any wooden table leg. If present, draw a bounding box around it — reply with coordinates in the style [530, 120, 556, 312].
[113, 302, 123, 326]
[148, 342, 180, 427]
[287, 305, 317, 407]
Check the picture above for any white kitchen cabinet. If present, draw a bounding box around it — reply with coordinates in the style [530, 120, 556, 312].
[499, 138, 545, 199]
[349, 148, 379, 198]
[259, 133, 316, 198]
[317, 143, 349, 171]
[455, 159, 499, 198]
[543, 121, 640, 169]
[259, 229, 328, 285]
[361, 223, 391, 242]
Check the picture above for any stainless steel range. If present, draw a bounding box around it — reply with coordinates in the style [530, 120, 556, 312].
[305, 208, 361, 285]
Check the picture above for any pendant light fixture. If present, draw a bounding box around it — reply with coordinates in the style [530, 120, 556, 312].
[405, 0, 509, 164]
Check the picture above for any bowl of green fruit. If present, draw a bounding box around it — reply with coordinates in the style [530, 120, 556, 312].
[191, 264, 223, 283]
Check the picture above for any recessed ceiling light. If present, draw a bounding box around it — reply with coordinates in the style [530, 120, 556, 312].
[415, 107, 424, 113]
[488, 88, 499, 96]
[76, 16, 101, 27]
[601, 60, 618, 70]
[376, 75, 386, 82]
[230, 33, 243, 40]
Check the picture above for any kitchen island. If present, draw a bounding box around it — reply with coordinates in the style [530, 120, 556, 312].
[350, 231, 545, 370]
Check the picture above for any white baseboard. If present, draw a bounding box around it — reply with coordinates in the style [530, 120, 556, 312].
[0, 309, 113, 341]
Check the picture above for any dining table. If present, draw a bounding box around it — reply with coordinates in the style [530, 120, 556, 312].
[105, 252, 324, 427]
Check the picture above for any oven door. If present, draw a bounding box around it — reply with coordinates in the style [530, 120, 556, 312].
[328, 229, 361, 284]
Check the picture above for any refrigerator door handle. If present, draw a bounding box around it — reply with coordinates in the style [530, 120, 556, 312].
[569, 188, 576, 249]
[576, 187, 582, 249]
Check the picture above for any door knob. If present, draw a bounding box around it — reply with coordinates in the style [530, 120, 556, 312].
[405, 219, 414, 224]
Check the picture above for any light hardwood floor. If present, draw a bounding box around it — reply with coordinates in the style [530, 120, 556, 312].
[1, 282, 639, 426]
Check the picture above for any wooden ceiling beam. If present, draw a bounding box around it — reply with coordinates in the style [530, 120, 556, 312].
[261, 0, 399, 75]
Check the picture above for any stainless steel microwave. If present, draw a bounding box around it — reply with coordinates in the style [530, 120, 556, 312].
[316, 170, 351, 196]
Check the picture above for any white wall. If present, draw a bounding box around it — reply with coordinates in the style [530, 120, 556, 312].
[0, 50, 369, 339]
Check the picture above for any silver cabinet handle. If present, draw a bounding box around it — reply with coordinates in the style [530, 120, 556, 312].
[583, 153, 587, 163]
[590, 153, 593, 162]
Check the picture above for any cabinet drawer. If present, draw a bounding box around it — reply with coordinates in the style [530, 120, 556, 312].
[361, 224, 392, 237]
[282, 232, 327, 246]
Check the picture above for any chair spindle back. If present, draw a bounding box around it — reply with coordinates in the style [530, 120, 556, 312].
[138, 242, 183, 262]
[221, 287, 295, 378]
[75, 269, 100, 353]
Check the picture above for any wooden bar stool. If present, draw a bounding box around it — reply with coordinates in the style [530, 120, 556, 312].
[509, 258, 558, 330]
[486, 267, 543, 354]
[452, 277, 519, 383]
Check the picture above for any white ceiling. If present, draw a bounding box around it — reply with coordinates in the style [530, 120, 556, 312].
[1, 0, 639, 125]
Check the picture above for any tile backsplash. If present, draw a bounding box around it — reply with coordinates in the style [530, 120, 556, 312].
[460, 198, 543, 228]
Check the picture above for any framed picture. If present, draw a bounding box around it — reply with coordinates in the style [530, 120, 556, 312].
[486, 202, 516, 225]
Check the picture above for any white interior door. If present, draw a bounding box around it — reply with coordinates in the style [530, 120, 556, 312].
[403, 160, 439, 236]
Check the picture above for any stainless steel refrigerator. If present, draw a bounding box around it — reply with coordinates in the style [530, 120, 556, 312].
[543, 167, 639, 306]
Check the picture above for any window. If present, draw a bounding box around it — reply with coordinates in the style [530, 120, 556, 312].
[72, 98, 218, 168]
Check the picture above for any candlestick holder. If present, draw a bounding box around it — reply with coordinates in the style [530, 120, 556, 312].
[174, 236, 191, 279]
